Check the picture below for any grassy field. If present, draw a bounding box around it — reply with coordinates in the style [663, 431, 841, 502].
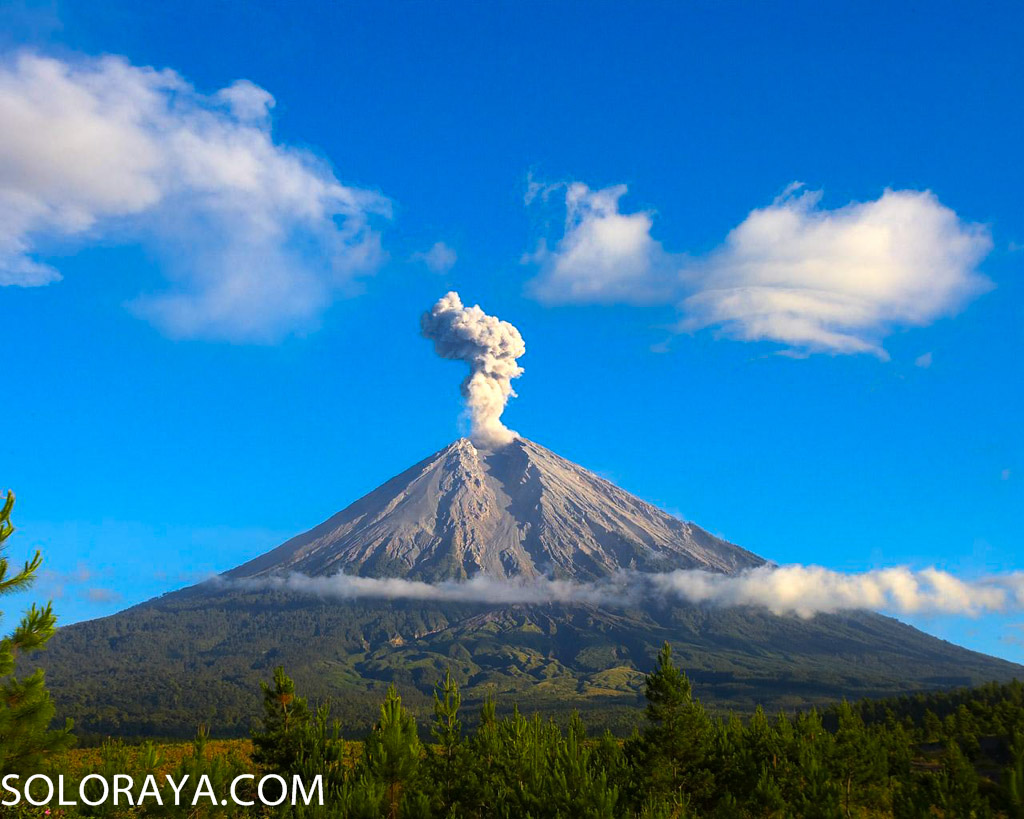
[56, 739, 255, 780]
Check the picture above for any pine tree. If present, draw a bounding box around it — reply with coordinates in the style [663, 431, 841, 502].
[462, 692, 501, 817]
[628, 642, 715, 809]
[1006, 731, 1024, 819]
[0, 490, 74, 774]
[251, 665, 312, 775]
[362, 684, 425, 819]
[936, 739, 987, 818]
[551, 712, 619, 819]
[830, 700, 886, 817]
[429, 668, 465, 815]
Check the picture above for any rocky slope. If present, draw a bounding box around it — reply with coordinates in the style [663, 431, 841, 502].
[227, 437, 764, 582]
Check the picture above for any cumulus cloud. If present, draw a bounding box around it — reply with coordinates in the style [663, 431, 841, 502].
[421, 291, 526, 448]
[0, 52, 390, 341]
[525, 181, 992, 357]
[413, 241, 457, 273]
[525, 182, 677, 304]
[681, 186, 992, 357]
[223, 565, 1024, 619]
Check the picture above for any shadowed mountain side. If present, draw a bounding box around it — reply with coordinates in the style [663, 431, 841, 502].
[34, 586, 1023, 738]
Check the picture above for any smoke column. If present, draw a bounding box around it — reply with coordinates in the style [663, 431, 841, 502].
[421, 292, 526, 448]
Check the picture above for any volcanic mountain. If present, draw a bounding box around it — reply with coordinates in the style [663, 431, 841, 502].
[227, 437, 764, 583]
[33, 437, 1023, 738]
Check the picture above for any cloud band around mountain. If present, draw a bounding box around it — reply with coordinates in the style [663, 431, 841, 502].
[220, 564, 1024, 619]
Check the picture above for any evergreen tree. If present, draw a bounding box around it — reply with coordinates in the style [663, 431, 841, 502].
[1007, 731, 1024, 819]
[550, 711, 619, 819]
[251, 665, 312, 775]
[936, 739, 988, 818]
[829, 700, 886, 817]
[361, 684, 426, 819]
[0, 490, 74, 774]
[429, 668, 466, 815]
[628, 642, 715, 809]
[462, 692, 501, 817]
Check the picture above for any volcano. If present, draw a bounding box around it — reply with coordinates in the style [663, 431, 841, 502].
[227, 437, 764, 583]
[33, 438, 1023, 737]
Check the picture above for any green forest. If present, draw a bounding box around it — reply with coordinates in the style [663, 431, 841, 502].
[3, 648, 1024, 817]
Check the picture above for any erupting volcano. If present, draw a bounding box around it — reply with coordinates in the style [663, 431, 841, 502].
[28, 293, 1024, 737]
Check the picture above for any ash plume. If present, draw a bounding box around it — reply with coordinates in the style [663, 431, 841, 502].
[421, 292, 526, 448]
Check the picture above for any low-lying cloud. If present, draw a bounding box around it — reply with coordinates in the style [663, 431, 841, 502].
[0, 52, 390, 341]
[225, 572, 633, 607]
[525, 181, 992, 358]
[219, 564, 1024, 619]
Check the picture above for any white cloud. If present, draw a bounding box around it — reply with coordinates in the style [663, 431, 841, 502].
[413, 241, 457, 273]
[227, 572, 634, 607]
[652, 565, 1013, 618]
[224, 564, 1024, 620]
[525, 181, 992, 357]
[0, 52, 390, 341]
[915, 352, 933, 368]
[525, 182, 677, 303]
[681, 187, 992, 357]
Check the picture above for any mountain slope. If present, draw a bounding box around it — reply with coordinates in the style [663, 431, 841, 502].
[228, 437, 764, 582]
[38, 590, 1023, 738]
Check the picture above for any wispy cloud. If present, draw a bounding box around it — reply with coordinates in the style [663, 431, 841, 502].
[34, 564, 121, 605]
[1003, 623, 1024, 648]
[225, 572, 634, 607]
[84, 587, 122, 604]
[0, 52, 390, 341]
[525, 181, 992, 358]
[412, 241, 457, 273]
[221, 565, 1024, 619]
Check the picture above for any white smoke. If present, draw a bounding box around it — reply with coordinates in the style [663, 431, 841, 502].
[222, 565, 1024, 619]
[421, 292, 526, 448]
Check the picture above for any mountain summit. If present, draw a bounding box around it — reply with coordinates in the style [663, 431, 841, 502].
[227, 437, 764, 583]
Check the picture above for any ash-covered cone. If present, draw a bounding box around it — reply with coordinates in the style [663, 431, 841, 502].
[226, 437, 764, 583]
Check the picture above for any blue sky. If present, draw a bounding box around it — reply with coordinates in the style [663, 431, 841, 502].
[1, 1, 1022, 663]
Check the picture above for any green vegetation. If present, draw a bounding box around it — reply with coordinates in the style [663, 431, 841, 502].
[11, 649, 1024, 817]
[30, 587, 1022, 739]
[0, 490, 74, 773]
